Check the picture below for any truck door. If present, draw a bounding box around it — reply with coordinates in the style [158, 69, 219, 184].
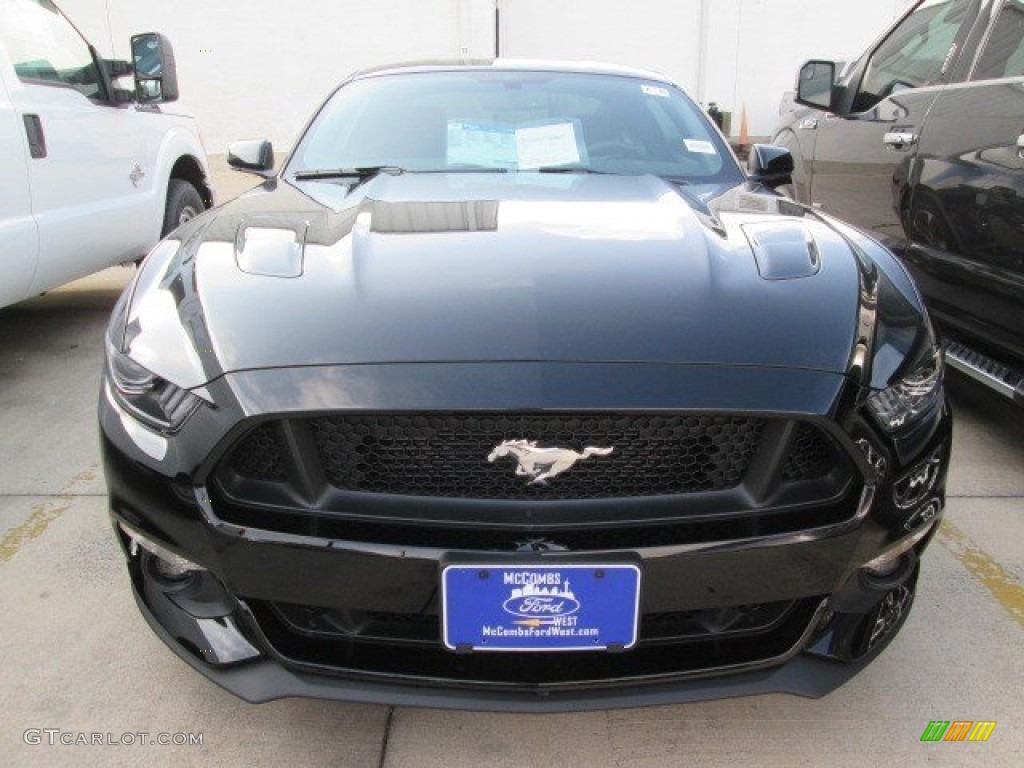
[902, 0, 1024, 362]
[808, 0, 979, 243]
[0, 51, 38, 308]
[0, 0, 152, 295]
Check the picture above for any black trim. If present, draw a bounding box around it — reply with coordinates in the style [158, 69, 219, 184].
[22, 114, 46, 158]
[131, 582, 881, 711]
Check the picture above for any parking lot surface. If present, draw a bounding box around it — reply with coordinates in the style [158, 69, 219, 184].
[1, 195, 1021, 765]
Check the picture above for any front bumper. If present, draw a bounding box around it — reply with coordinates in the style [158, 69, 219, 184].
[101, 362, 951, 710]
[104, 456, 943, 710]
[131, 579, 899, 713]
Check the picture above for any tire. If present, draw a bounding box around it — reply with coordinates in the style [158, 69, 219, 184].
[906, 194, 956, 252]
[162, 179, 205, 237]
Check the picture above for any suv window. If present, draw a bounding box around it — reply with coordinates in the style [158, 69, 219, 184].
[973, 0, 1024, 80]
[853, 0, 973, 112]
[0, 0, 105, 100]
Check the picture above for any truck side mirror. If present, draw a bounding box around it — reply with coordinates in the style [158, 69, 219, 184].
[102, 59, 132, 78]
[228, 140, 276, 177]
[131, 33, 179, 103]
[795, 60, 836, 111]
[747, 144, 794, 189]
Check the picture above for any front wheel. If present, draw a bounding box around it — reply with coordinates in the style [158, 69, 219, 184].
[162, 179, 205, 237]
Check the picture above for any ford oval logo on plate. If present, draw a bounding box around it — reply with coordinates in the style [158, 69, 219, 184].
[502, 581, 581, 618]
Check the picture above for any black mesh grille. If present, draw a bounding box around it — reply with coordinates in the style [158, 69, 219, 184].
[265, 598, 798, 645]
[304, 413, 765, 499]
[214, 413, 857, 542]
[246, 597, 825, 688]
[229, 424, 287, 481]
[782, 423, 840, 482]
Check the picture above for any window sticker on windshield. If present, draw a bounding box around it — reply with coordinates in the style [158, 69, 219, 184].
[447, 121, 518, 168]
[516, 122, 582, 169]
[641, 84, 670, 98]
[683, 139, 717, 155]
[447, 120, 584, 170]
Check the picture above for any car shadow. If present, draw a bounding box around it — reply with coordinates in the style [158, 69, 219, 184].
[0, 268, 132, 358]
[945, 369, 1024, 443]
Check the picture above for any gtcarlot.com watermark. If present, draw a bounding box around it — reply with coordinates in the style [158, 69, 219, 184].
[24, 729, 203, 747]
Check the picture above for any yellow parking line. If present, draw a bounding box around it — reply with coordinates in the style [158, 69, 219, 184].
[0, 499, 71, 563]
[937, 518, 1024, 628]
[0, 468, 96, 564]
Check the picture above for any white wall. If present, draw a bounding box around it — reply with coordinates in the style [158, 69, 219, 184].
[501, 0, 910, 138]
[58, 0, 915, 152]
[60, 0, 476, 152]
[499, 0, 704, 97]
[697, 0, 910, 138]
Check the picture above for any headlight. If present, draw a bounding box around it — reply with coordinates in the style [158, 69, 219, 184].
[867, 347, 943, 432]
[106, 342, 202, 433]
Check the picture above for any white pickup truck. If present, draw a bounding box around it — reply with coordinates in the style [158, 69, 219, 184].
[0, 0, 212, 309]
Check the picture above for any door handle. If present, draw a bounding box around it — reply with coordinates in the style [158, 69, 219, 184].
[1017, 134, 1024, 159]
[22, 114, 46, 158]
[883, 130, 917, 150]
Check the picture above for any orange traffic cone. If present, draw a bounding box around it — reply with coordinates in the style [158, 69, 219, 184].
[738, 104, 750, 148]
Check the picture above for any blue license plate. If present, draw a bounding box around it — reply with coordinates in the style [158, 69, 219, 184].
[442, 564, 641, 652]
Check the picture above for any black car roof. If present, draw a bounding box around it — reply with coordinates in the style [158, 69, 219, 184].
[348, 58, 675, 85]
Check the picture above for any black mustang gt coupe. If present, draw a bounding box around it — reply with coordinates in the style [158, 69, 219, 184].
[100, 60, 952, 711]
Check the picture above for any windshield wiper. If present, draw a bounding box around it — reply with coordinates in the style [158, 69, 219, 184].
[533, 165, 617, 175]
[534, 166, 693, 185]
[292, 165, 406, 181]
[428, 164, 511, 173]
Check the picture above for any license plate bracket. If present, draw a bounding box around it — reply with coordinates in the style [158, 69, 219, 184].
[441, 563, 641, 652]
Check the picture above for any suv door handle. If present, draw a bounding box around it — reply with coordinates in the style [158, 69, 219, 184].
[1017, 134, 1024, 159]
[883, 130, 917, 150]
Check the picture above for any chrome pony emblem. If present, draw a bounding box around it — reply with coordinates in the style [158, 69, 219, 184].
[487, 440, 614, 485]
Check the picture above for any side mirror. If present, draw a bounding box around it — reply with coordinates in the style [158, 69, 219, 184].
[795, 60, 836, 111]
[228, 140, 275, 177]
[131, 33, 178, 103]
[747, 144, 794, 189]
[102, 59, 132, 78]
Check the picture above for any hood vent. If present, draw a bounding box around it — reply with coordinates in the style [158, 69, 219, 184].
[234, 222, 307, 278]
[743, 222, 821, 281]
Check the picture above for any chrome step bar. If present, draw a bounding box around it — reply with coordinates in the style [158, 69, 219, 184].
[943, 340, 1024, 404]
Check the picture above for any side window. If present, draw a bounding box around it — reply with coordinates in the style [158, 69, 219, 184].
[973, 0, 1024, 80]
[853, 0, 973, 112]
[0, 0, 105, 100]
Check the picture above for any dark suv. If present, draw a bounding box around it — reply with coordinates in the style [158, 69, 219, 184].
[774, 0, 1024, 404]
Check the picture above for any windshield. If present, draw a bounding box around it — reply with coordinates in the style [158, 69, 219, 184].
[288, 70, 742, 182]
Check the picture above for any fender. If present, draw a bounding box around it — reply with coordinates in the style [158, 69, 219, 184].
[147, 121, 214, 243]
[771, 121, 815, 203]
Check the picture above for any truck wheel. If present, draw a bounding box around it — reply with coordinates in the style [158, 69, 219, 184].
[162, 179, 204, 236]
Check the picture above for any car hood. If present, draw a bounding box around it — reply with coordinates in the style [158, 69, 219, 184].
[121, 173, 880, 389]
